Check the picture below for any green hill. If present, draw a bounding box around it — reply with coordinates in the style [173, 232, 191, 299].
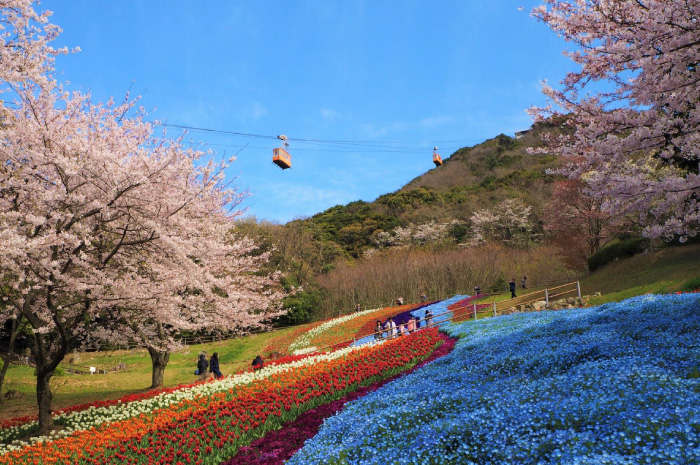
[301, 119, 565, 258]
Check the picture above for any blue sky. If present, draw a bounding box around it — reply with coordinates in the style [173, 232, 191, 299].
[43, 1, 571, 223]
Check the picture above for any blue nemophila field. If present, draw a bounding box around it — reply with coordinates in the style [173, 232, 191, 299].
[289, 293, 700, 465]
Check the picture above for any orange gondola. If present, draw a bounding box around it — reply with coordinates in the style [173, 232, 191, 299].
[273, 135, 291, 169]
[432, 146, 442, 167]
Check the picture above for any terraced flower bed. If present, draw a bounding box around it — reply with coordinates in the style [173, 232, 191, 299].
[448, 294, 491, 322]
[224, 333, 457, 465]
[0, 329, 443, 464]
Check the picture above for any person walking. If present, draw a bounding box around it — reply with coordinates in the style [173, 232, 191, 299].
[383, 318, 392, 339]
[407, 317, 415, 333]
[509, 278, 517, 298]
[355, 304, 361, 313]
[209, 352, 223, 379]
[196, 353, 209, 381]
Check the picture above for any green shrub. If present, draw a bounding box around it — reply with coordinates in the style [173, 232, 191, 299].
[276, 289, 323, 326]
[679, 277, 700, 293]
[491, 272, 507, 293]
[587, 238, 649, 271]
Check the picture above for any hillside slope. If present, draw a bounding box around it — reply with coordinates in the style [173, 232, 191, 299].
[301, 120, 566, 257]
[581, 243, 700, 304]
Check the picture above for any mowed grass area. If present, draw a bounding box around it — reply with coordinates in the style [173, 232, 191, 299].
[582, 243, 700, 305]
[0, 326, 300, 421]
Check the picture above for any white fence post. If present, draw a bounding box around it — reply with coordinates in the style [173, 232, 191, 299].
[473, 303, 477, 321]
[545, 289, 549, 306]
[493, 302, 497, 317]
[577, 281, 581, 298]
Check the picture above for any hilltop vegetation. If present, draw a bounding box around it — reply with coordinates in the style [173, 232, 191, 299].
[304, 120, 566, 257]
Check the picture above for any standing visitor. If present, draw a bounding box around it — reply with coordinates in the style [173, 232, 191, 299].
[355, 304, 361, 313]
[521, 276, 527, 289]
[414, 315, 421, 330]
[420, 292, 427, 303]
[383, 318, 392, 338]
[390, 318, 397, 338]
[509, 278, 517, 298]
[425, 309, 433, 327]
[474, 284, 481, 295]
[374, 320, 383, 340]
[209, 352, 223, 379]
[407, 317, 415, 333]
[196, 353, 209, 381]
[252, 355, 264, 372]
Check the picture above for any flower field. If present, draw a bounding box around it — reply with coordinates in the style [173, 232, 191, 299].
[352, 296, 465, 347]
[223, 334, 457, 465]
[289, 293, 700, 464]
[0, 329, 443, 464]
[448, 294, 491, 322]
[263, 302, 429, 356]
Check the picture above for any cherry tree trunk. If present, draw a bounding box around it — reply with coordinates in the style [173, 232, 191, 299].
[147, 347, 170, 389]
[0, 317, 24, 401]
[35, 366, 55, 435]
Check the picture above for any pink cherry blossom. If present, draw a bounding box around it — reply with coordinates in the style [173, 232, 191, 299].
[530, 0, 700, 240]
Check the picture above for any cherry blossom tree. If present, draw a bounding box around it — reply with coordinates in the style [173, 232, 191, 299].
[373, 221, 454, 248]
[544, 179, 624, 267]
[530, 0, 700, 240]
[0, 1, 282, 433]
[470, 199, 539, 247]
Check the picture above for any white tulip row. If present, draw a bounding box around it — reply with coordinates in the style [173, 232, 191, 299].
[292, 346, 318, 355]
[288, 307, 380, 352]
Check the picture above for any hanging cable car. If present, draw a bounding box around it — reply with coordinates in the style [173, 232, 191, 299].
[273, 135, 291, 169]
[432, 146, 443, 167]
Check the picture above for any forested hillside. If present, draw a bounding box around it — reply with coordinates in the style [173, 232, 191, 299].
[302, 119, 567, 258]
[238, 117, 620, 322]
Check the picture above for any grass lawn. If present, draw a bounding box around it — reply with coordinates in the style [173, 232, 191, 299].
[0, 325, 299, 421]
[581, 243, 700, 305]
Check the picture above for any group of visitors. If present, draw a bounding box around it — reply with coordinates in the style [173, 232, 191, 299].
[196, 352, 267, 381]
[375, 307, 435, 340]
[195, 352, 223, 381]
[509, 276, 528, 298]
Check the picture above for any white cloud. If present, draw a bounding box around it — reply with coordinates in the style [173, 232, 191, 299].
[320, 108, 341, 122]
[419, 115, 453, 128]
[361, 121, 407, 138]
[250, 101, 268, 119]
